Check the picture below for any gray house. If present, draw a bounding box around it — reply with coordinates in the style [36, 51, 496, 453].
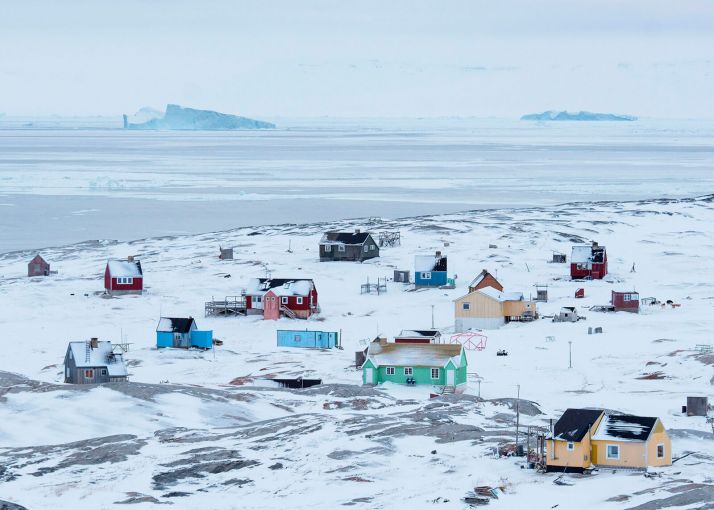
[319, 230, 379, 262]
[64, 338, 128, 384]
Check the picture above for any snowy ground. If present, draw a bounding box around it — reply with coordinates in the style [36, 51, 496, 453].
[0, 195, 713, 509]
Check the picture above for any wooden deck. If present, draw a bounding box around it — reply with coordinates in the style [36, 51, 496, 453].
[205, 295, 247, 317]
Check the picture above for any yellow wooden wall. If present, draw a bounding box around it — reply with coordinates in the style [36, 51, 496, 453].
[454, 292, 502, 318]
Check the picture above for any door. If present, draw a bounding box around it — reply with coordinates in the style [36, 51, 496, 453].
[446, 369, 455, 386]
[365, 367, 374, 384]
[264, 293, 279, 320]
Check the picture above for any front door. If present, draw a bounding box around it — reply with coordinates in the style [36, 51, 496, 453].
[365, 367, 374, 384]
[446, 369, 455, 386]
[264, 292, 279, 320]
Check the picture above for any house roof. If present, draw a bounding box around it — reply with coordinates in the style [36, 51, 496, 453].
[553, 408, 605, 442]
[67, 341, 128, 377]
[592, 414, 658, 442]
[247, 278, 314, 297]
[366, 342, 464, 368]
[396, 329, 441, 339]
[476, 286, 524, 302]
[469, 269, 500, 288]
[107, 259, 142, 277]
[415, 254, 447, 272]
[320, 231, 372, 245]
[157, 317, 196, 333]
[30, 254, 47, 264]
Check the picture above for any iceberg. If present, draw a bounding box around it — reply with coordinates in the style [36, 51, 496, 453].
[521, 110, 637, 121]
[123, 104, 275, 130]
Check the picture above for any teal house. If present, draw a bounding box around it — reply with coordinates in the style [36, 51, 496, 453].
[156, 317, 213, 349]
[362, 340, 467, 392]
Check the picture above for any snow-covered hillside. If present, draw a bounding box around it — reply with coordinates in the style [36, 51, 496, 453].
[0, 196, 713, 509]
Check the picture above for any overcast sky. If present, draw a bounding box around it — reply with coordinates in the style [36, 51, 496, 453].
[2, 0, 713, 118]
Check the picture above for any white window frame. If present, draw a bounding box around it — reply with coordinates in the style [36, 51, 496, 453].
[462, 302, 470, 311]
[324, 244, 331, 252]
[338, 245, 346, 252]
[404, 367, 413, 376]
[371, 244, 376, 251]
[101, 369, 107, 376]
[421, 272, 431, 280]
[431, 368, 440, 379]
[117, 277, 133, 285]
[255, 296, 262, 303]
[606, 444, 620, 460]
[296, 297, 303, 305]
[567, 442, 574, 451]
[656, 443, 665, 458]
[386, 367, 395, 376]
[363, 245, 369, 253]
[281, 296, 288, 305]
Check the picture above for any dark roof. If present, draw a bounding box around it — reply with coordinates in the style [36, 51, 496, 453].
[322, 231, 372, 245]
[397, 330, 441, 338]
[257, 278, 313, 290]
[553, 408, 604, 442]
[162, 317, 196, 333]
[597, 415, 657, 441]
[433, 256, 447, 272]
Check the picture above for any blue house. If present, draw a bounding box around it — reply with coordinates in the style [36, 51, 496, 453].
[277, 329, 339, 349]
[156, 317, 213, 349]
[415, 251, 448, 288]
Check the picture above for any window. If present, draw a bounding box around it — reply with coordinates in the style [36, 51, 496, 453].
[404, 367, 413, 376]
[65, 367, 70, 378]
[462, 303, 470, 311]
[421, 272, 431, 280]
[363, 245, 369, 252]
[296, 297, 303, 305]
[281, 296, 288, 304]
[84, 369, 94, 378]
[657, 444, 665, 458]
[117, 277, 133, 285]
[371, 245, 376, 251]
[431, 368, 440, 379]
[338, 245, 345, 252]
[386, 367, 395, 375]
[606, 444, 620, 460]
[101, 369, 107, 376]
[324, 244, 331, 252]
[294, 335, 301, 342]
[255, 296, 262, 303]
[567, 442, 574, 451]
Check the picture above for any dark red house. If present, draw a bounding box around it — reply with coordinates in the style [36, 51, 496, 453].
[571, 242, 608, 280]
[28, 254, 50, 277]
[104, 257, 143, 295]
[611, 291, 640, 312]
[246, 278, 318, 319]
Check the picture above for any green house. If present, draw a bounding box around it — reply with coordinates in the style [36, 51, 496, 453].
[362, 340, 467, 391]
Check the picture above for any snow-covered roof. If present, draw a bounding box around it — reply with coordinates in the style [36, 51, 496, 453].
[477, 287, 524, 302]
[415, 254, 447, 272]
[396, 329, 441, 339]
[552, 408, 604, 442]
[366, 342, 464, 368]
[571, 245, 595, 263]
[592, 414, 658, 442]
[157, 317, 196, 333]
[107, 259, 142, 277]
[247, 278, 313, 297]
[67, 341, 128, 377]
[320, 231, 372, 245]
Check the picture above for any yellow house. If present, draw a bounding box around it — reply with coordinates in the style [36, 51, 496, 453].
[591, 414, 672, 469]
[546, 408, 604, 473]
[547, 409, 672, 472]
[454, 287, 537, 331]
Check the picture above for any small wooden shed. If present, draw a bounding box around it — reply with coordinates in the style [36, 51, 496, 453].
[611, 291, 640, 313]
[28, 254, 50, 277]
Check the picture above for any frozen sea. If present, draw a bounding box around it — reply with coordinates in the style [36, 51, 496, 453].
[1, 117, 713, 253]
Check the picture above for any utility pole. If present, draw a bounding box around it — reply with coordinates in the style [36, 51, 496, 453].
[431, 305, 435, 328]
[568, 341, 573, 369]
[515, 384, 521, 451]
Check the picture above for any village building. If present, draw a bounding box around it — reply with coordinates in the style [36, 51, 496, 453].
[319, 230, 379, 262]
[219, 246, 234, 260]
[245, 278, 319, 320]
[553, 306, 580, 323]
[156, 317, 213, 349]
[362, 339, 467, 392]
[104, 256, 143, 295]
[454, 287, 537, 331]
[64, 338, 128, 384]
[571, 242, 608, 279]
[415, 251, 448, 288]
[27, 254, 50, 277]
[394, 329, 442, 344]
[546, 409, 672, 472]
[277, 329, 338, 348]
[611, 291, 640, 313]
[468, 269, 503, 293]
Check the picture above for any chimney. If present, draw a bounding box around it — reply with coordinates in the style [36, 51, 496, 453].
[90, 337, 99, 349]
[435, 250, 442, 258]
[127, 255, 134, 262]
[355, 228, 361, 234]
[592, 241, 598, 248]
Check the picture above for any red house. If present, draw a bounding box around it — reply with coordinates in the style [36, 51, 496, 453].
[104, 257, 143, 295]
[571, 242, 608, 280]
[28, 254, 50, 277]
[245, 278, 318, 320]
[611, 291, 640, 312]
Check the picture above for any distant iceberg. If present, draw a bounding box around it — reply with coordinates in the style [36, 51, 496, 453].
[521, 111, 637, 121]
[123, 104, 275, 130]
